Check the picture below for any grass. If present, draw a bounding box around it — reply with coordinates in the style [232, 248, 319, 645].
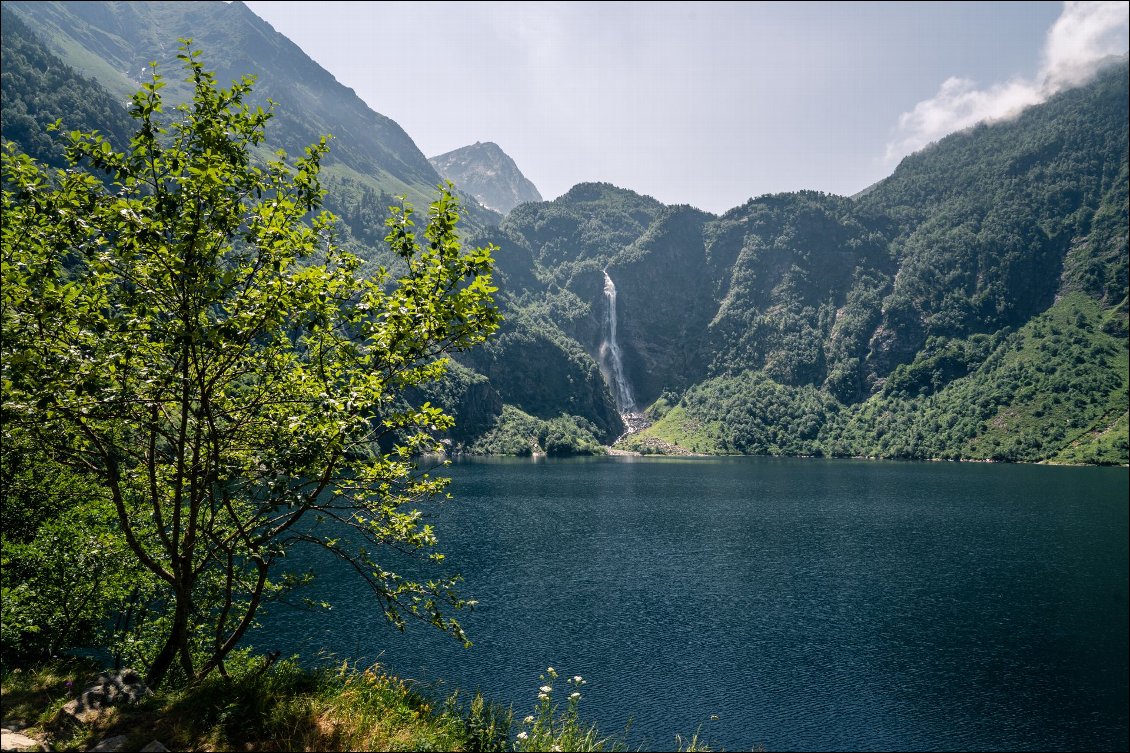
[618, 405, 724, 455]
[1, 658, 720, 752]
[1, 657, 479, 752]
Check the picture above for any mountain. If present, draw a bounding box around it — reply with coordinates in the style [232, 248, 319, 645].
[430, 141, 542, 215]
[2, 0, 1125, 463]
[0, 6, 134, 169]
[1, 0, 500, 245]
[477, 61, 1129, 463]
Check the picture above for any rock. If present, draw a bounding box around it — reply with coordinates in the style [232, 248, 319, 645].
[58, 670, 150, 725]
[87, 738, 168, 753]
[88, 735, 131, 752]
[428, 141, 542, 215]
[0, 728, 45, 752]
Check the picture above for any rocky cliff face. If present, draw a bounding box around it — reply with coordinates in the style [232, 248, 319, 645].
[429, 141, 542, 215]
[607, 206, 719, 405]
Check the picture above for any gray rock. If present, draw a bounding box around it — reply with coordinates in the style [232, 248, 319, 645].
[138, 742, 169, 752]
[429, 141, 542, 215]
[0, 728, 45, 752]
[59, 670, 150, 725]
[88, 735, 131, 752]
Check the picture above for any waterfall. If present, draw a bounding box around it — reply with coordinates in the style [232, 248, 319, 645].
[599, 270, 636, 414]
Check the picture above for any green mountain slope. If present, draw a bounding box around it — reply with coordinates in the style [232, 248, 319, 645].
[0, 6, 134, 168]
[5, 1, 436, 197]
[520, 62, 1129, 464]
[3, 0, 1124, 463]
[858, 62, 1129, 378]
[1, 0, 506, 238]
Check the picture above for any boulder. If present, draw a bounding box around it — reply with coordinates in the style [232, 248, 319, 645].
[88, 735, 131, 752]
[57, 670, 150, 725]
[0, 728, 46, 752]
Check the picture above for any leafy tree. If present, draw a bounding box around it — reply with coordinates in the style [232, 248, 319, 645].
[1, 43, 500, 688]
[0, 436, 141, 662]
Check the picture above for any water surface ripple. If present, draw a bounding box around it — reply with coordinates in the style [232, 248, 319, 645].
[258, 456, 1129, 752]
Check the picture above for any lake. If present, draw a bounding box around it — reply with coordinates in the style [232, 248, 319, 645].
[257, 456, 1129, 751]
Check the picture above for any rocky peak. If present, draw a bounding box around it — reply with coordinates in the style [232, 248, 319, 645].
[429, 141, 542, 215]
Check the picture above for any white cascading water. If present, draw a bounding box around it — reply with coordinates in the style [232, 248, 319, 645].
[599, 270, 636, 415]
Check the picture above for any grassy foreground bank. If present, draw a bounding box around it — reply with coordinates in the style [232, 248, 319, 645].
[1, 658, 714, 752]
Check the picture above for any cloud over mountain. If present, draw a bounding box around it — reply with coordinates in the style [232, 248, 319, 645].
[886, 1, 1128, 164]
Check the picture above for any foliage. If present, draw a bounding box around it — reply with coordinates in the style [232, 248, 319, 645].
[0, 656, 108, 750]
[502, 182, 664, 285]
[627, 295, 1127, 464]
[459, 304, 623, 443]
[625, 372, 839, 456]
[468, 406, 607, 457]
[0, 657, 478, 752]
[704, 191, 893, 393]
[1, 45, 499, 687]
[414, 360, 503, 446]
[0, 439, 143, 663]
[449, 689, 514, 753]
[2, 657, 729, 753]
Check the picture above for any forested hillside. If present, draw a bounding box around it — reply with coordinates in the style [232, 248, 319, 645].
[483, 62, 1129, 463]
[1, 0, 499, 256]
[2, 0, 1125, 463]
[0, 8, 134, 168]
[623, 62, 1129, 463]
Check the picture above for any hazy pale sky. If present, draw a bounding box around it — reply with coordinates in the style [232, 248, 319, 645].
[243, 1, 1128, 214]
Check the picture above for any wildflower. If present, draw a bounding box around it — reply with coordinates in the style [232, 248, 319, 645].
[546, 666, 557, 679]
[539, 685, 553, 694]
[572, 675, 584, 684]
[569, 691, 581, 700]
[538, 693, 550, 701]
[517, 731, 529, 741]
[523, 715, 535, 724]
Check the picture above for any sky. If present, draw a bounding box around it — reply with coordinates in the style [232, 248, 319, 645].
[242, 1, 1129, 214]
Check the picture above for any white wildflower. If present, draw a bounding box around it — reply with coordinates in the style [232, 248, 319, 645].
[546, 666, 557, 678]
[539, 685, 553, 694]
[572, 675, 584, 684]
[569, 691, 581, 700]
[523, 715, 535, 724]
[538, 692, 550, 701]
[516, 731, 528, 741]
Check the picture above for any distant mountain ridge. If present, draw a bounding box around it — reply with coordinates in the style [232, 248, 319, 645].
[430, 141, 542, 215]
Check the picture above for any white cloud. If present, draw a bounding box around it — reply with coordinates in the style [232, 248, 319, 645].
[885, 1, 1129, 165]
[1043, 0, 1130, 88]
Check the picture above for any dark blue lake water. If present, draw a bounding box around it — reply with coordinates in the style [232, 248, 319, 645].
[256, 456, 1129, 751]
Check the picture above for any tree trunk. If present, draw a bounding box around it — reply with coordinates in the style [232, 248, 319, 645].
[145, 585, 192, 689]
